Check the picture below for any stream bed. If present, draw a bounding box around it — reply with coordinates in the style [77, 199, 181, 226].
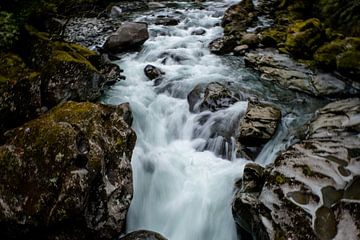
[102, 1, 326, 239]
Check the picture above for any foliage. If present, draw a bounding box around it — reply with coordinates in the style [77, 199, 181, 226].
[0, 11, 19, 51]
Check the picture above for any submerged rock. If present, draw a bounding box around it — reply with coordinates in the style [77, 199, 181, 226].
[0, 101, 136, 240]
[144, 65, 164, 81]
[155, 16, 180, 26]
[120, 230, 167, 240]
[233, 98, 360, 240]
[104, 22, 149, 53]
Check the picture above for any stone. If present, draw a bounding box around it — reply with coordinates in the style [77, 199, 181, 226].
[191, 28, 206, 36]
[120, 230, 167, 240]
[148, 2, 166, 9]
[155, 16, 180, 26]
[110, 6, 122, 18]
[104, 22, 149, 53]
[208, 36, 237, 55]
[0, 101, 137, 240]
[239, 33, 259, 48]
[238, 101, 281, 146]
[233, 44, 249, 56]
[232, 98, 360, 240]
[144, 65, 164, 80]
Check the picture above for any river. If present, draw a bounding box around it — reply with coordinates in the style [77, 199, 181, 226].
[102, 1, 325, 239]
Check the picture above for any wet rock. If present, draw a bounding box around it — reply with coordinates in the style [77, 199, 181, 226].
[187, 82, 240, 113]
[155, 16, 180, 26]
[120, 230, 167, 240]
[104, 22, 149, 53]
[0, 101, 136, 240]
[239, 33, 259, 48]
[314, 37, 360, 80]
[148, 2, 166, 9]
[209, 36, 237, 55]
[144, 65, 164, 80]
[232, 98, 360, 240]
[233, 45, 249, 56]
[110, 6, 122, 18]
[244, 49, 359, 97]
[221, 0, 257, 37]
[191, 28, 206, 36]
[285, 18, 325, 59]
[0, 53, 41, 138]
[238, 101, 281, 146]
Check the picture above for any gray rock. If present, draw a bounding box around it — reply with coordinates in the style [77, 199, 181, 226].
[233, 98, 360, 240]
[233, 44, 249, 56]
[155, 16, 180, 26]
[244, 49, 359, 97]
[144, 65, 164, 80]
[148, 2, 166, 9]
[0, 101, 137, 240]
[110, 6, 122, 18]
[191, 28, 206, 35]
[104, 22, 149, 53]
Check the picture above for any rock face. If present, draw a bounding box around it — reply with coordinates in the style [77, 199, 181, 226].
[244, 50, 359, 97]
[120, 230, 167, 240]
[0, 101, 137, 240]
[187, 82, 241, 113]
[233, 98, 360, 240]
[104, 22, 149, 53]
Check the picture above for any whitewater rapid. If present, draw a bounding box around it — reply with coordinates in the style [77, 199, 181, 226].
[102, 1, 323, 239]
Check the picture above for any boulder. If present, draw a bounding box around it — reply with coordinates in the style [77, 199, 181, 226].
[221, 0, 257, 37]
[120, 230, 167, 240]
[0, 101, 136, 240]
[208, 36, 237, 55]
[0, 53, 41, 139]
[238, 101, 281, 146]
[244, 50, 359, 97]
[284, 18, 325, 59]
[239, 33, 259, 48]
[144, 65, 164, 80]
[233, 98, 360, 240]
[104, 22, 149, 53]
[191, 28, 206, 36]
[187, 82, 241, 113]
[233, 45, 249, 56]
[314, 37, 360, 80]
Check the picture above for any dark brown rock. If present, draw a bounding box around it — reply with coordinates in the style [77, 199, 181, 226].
[120, 230, 167, 240]
[0, 101, 137, 240]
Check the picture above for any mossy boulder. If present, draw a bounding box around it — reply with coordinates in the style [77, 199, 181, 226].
[0, 101, 136, 240]
[0, 53, 41, 139]
[314, 37, 360, 80]
[260, 27, 287, 47]
[285, 18, 325, 59]
[25, 26, 122, 107]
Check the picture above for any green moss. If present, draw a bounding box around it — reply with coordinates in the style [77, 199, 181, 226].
[337, 51, 360, 75]
[0, 53, 38, 84]
[261, 28, 287, 47]
[313, 39, 344, 68]
[302, 165, 313, 176]
[275, 174, 286, 185]
[285, 18, 325, 59]
[51, 50, 97, 72]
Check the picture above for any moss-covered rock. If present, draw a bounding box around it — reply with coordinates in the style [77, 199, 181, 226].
[285, 18, 325, 59]
[0, 101, 136, 240]
[0, 53, 41, 139]
[314, 37, 360, 79]
[260, 27, 287, 47]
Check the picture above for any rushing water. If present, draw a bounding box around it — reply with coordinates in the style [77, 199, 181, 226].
[102, 1, 325, 239]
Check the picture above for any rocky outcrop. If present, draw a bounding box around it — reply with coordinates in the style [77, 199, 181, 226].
[0, 101, 136, 240]
[233, 98, 360, 240]
[244, 50, 359, 97]
[120, 230, 167, 240]
[103, 22, 149, 53]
